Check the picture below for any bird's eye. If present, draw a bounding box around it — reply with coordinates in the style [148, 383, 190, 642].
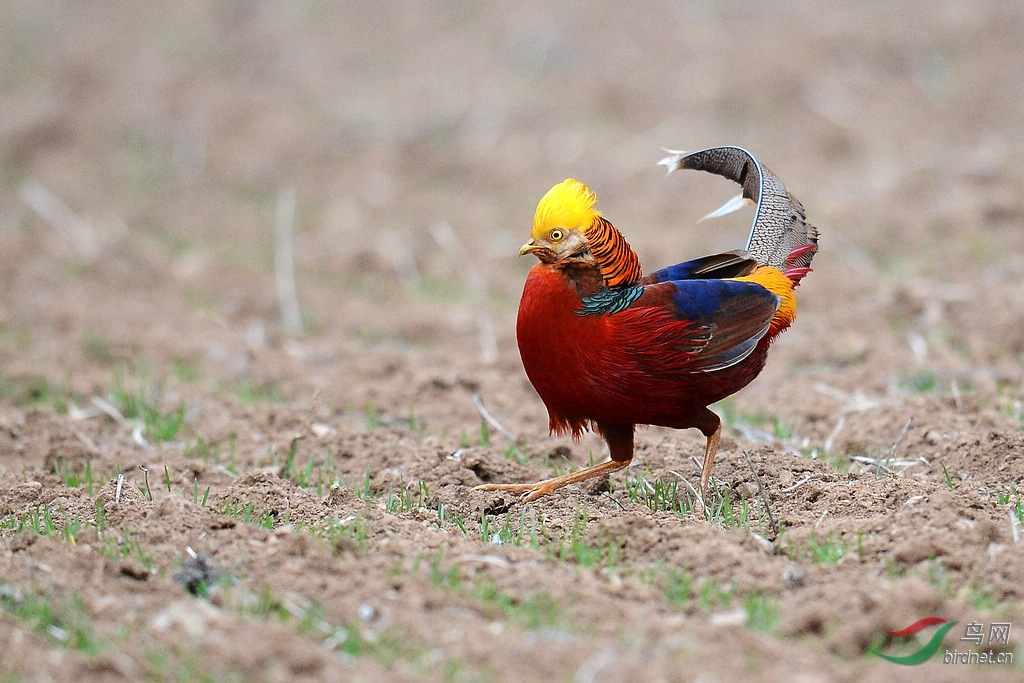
[549, 229, 564, 242]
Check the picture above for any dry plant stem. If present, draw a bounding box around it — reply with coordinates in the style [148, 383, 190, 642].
[274, 185, 303, 335]
[603, 492, 626, 511]
[139, 465, 152, 502]
[743, 450, 778, 535]
[823, 415, 845, 454]
[70, 426, 97, 452]
[91, 395, 129, 426]
[19, 179, 99, 260]
[669, 470, 703, 505]
[430, 221, 498, 364]
[885, 417, 914, 459]
[472, 394, 517, 443]
[781, 475, 813, 493]
[813, 510, 828, 529]
[476, 313, 499, 367]
[132, 425, 153, 451]
[851, 456, 892, 474]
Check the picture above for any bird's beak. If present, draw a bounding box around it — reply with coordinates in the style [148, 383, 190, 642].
[519, 240, 540, 257]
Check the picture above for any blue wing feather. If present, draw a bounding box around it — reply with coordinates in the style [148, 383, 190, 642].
[644, 251, 757, 284]
[576, 268, 781, 372]
[648, 257, 717, 282]
[637, 278, 781, 372]
[666, 279, 777, 323]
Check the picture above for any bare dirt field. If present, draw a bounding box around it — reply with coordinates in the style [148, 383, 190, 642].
[2, 2, 1023, 681]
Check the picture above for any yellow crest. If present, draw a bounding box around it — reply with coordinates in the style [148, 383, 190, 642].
[531, 178, 600, 240]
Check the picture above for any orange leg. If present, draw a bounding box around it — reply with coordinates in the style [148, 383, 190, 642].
[694, 421, 722, 515]
[474, 422, 634, 503]
[474, 458, 631, 502]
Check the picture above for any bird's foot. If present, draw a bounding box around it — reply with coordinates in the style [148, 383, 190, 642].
[473, 459, 632, 503]
[472, 480, 560, 503]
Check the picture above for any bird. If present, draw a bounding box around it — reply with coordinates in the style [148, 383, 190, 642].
[475, 146, 818, 509]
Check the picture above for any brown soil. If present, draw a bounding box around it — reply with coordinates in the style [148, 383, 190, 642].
[2, 2, 1023, 681]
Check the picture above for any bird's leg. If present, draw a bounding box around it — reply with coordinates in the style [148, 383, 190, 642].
[694, 409, 723, 516]
[474, 459, 631, 502]
[474, 423, 634, 502]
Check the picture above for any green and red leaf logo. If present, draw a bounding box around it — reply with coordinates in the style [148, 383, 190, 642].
[870, 617, 959, 665]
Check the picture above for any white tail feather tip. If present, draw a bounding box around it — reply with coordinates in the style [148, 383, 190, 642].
[699, 193, 754, 222]
[657, 150, 688, 174]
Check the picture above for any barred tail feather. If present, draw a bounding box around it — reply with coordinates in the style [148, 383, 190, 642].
[658, 146, 819, 277]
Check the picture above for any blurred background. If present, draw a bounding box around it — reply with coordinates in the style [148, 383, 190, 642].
[1, 1, 1023, 413]
[4, 7, 1024, 678]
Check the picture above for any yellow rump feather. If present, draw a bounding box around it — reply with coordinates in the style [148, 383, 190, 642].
[733, 266, 797, 337]
[532, 178, 601, 241]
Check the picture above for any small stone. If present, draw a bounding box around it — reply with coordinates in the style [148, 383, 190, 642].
[782, 563, 807, 587]
[777, 469, 794, 487]
[802, 484, 823, 503]
[150, 599, 221, 638]
[119, 560, 150, 581]
[709, 608, 746, 626]
[735, 482, 758, 500]
[749, 532, 775, 555]
[174, 553, 220, 596]
[14, 481, 42, 502]
[9, 534, 37, 552]
[311, 422, 337, 438]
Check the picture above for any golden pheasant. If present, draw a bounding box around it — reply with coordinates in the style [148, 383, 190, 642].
[476, 147, 818, 508]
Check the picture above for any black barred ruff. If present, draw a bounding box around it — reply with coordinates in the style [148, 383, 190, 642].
[586, 216, 642, 289]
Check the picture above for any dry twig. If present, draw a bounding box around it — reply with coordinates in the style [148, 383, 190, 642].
[139, 465, 152, 502]
[602, 492, 626, 511]
[813, 510, 827, 529]
[431, 221, 498, 364]
[91, 395, 129, 426]
[780, 475, 813, 493]
[885, 417, 914, 459]
[950, 379, 963, 411]
[813, 382, 886, 413]
[743, 450, 778, 535]
[19, 179, 100, 260]
[274, 185, 303, 335]
[669, 469, 703, 506]
[472, 394, 517, 443]
[823, 415, 845, 455]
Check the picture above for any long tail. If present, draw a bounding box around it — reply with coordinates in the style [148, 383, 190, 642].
[658, 146, 818, 284]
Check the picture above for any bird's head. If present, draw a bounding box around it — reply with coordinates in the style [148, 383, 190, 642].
[521, 178, 600, 263]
